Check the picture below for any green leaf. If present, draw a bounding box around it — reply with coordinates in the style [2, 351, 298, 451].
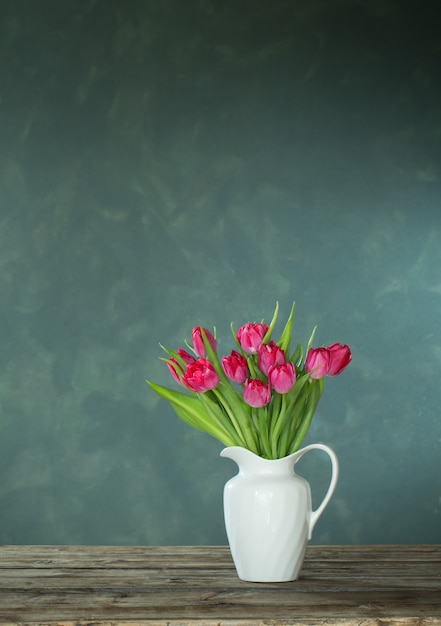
[230, 321, 240, 348]
[306, 325, 318, 353]
[146, 381, 236, 446]
[290, 341, 303, 365]
[277, 301, 296, 353]
[262, 301, 279, 344]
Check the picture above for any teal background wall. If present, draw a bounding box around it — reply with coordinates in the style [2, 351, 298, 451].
[1, 0, 440, 545]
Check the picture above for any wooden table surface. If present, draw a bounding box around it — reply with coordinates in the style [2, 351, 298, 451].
[0, 545, 440, 625]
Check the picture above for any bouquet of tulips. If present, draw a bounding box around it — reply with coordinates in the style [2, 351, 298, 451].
[147, 302, 351, 459]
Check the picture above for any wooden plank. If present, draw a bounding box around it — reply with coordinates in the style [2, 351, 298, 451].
[0, 545, 235, 569]
[0, 544, 440, 568]
[0, 545, 440, 625]
[0, 562, 440, 590]
[1, 588, 440, 620]
[2, 592, 441, 625]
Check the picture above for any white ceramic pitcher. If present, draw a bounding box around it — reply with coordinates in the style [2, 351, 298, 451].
[221, 443, 339, 582]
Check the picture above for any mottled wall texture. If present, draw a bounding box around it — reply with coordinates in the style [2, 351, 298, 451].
[1, 0, 440, 545]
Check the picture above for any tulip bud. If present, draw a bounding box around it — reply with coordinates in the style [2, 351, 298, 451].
[243, 378, 271, 408]
[166, 358, 185, 385]
[268, 362, 296, 394]
[182, 358, 220, 392]
[222, 350, 249, 384]
[237, 322, 269, 354]
[258, 340, 286, 375]
[192, 327, 217, 358]
[304, 347, 331, 379]
[178, 348, 196, 365]
[326, 343, 352, 375]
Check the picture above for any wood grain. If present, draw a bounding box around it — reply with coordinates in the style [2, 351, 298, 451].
[0, 545, 440, 625]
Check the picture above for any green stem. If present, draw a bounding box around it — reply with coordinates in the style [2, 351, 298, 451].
[273, 376, 311, 455]
[277, 383, 310, 457]
[221, 383, 261, 452]
[255, 407, 272, 458]
[288, 379, 324, 453]
[210, 388, 248, 446]
[269, 392, 282, 433]
[212, 388, 259, 453]
[201, 332, 260, 453]
[249, 408, 262, 455]
[283, 373, 311, 418]
[197, 392, 246, 447]
[270, 393, 286, 458]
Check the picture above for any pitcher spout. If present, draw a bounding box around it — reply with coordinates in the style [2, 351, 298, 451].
[221, 446, 304, 473]
[220, 446, 260, 470]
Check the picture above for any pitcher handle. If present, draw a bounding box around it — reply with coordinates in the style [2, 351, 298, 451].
[294, 443, 339, 539]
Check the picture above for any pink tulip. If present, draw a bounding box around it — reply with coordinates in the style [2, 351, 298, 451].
[258, 340, 286, 375]
[268, 362, 296, 394]
[326, 343, 352, 375]
[167, 358, 185, 385]
[192, 327, 217, 357]
[243, 378, 271, 408]
[182, 358, 219, 392]
[305, 347, 331, 379]
[178, 348, 196, 365]
[237, 323, 269, 354]
[222, 350, 249, 384]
